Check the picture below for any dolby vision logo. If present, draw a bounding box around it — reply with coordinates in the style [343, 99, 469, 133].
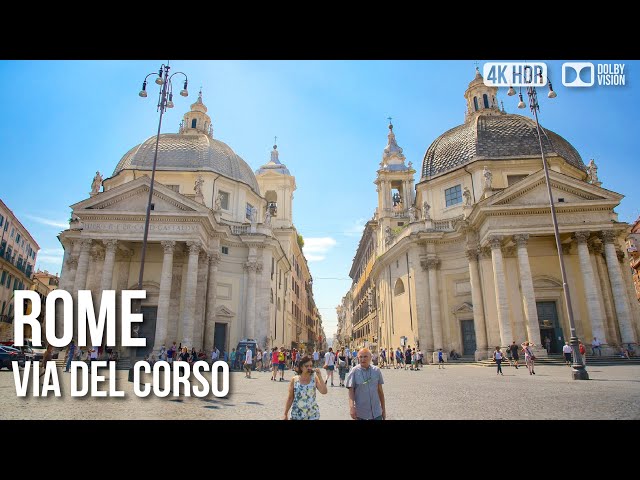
[562, 62, 595, 87]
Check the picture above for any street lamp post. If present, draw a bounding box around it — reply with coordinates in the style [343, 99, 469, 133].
[508, 67, 588, 380]
[127, 63, 188, 378]
[137, 63, 189, 291]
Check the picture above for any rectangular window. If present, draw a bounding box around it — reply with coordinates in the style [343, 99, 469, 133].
[10, 228, 14, 238]
[0, 240, 5, 257]
[219, 191, 230, 210]
[0, 214, 3, 227]
[6, 247, 12, 260]
[245, 203, 254, 220]
[221, 246, 229, 255]
[507, 174, 528, 186]
[13, 277, 19, 290]
[0, 271, 5, 286]
[15, 233, 21, 244]
[445, 184, 462, 207]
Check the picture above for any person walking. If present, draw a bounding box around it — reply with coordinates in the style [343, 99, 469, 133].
[521, 341, 536, 375]
[509, 341, 520, 369]
[337, 349, 348, 387]
[324, 347, 336, 387]
[345, 348, 386, 420]
[312, 349, 320, 368]
[437, 348, 445, 369]
[283, 355, 327, 420]
[562, 341, 572, 366]
[270, 347, 279, 381]
[64, 340, 76, 373]
[244, 346, 253, 378]
[493, 346, 504, 375]
[544, 336, 551, 354]
[579, 341, 587, 366]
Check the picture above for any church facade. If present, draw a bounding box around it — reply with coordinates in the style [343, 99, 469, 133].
[57, 92, 322, 358]
[339, 70, 640, 360]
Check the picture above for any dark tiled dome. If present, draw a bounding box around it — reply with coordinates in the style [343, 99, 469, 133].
[113, 133, 260, 193]
[422, 113, 585, 179]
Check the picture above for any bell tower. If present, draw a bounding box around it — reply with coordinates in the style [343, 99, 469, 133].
[179, 89, 214, 137]
[255, 140, 296, 228]
[374, 120, 416, 249]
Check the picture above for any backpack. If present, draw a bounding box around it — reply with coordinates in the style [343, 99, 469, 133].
[338, 359, 346, 368]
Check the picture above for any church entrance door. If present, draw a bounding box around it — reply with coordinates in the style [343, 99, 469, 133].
[536, 301, 564, 353]
[214, 322, 227, 355]
[460, 320, 476, 356]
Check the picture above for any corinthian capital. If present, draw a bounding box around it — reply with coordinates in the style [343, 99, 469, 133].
[244, 261, 258, 273]
[256, 263, 264, 273]
[187, 241, 201, 255]
[420, 260, 429, 271]
[465, 249, 478, 261]
[488, 235, 502, 249]
[79, 239, 92, 251]
[573, 231, 591, 244]
[103, 239, 118, 253]
[161, 240, 176, 254]
[513, 233, 530, 247]
[600, 230, 616, 244]
[209, 252, 221, 266]
[426, 258, 440, 269]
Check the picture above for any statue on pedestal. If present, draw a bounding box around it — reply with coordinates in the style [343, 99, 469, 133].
[586, 159, 600, 185]
[422, 201, 431, 220]
[91, 171, 103, 195]
[463, 186, 472, 206]
[483, 166, 493, 191]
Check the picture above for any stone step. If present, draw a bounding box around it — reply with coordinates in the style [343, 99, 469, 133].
[53, 358, 132, 370]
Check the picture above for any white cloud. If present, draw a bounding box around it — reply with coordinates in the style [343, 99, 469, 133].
[343, 217, 367, 237]
[303, 237, 337, 263]
[23, 214, 68, 229]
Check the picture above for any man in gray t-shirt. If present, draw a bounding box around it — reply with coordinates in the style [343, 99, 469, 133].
[345, 348, 386, 420]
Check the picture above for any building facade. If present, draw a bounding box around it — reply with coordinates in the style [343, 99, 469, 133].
[57, 92, 321, 358]
[0, 199, 39, 341]
[343, 69, 640, 361]
[627, 216, 640, 303]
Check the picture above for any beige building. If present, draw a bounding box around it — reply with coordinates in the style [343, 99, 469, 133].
[344, 69, 640, 361]
[0, 199, 39, 341]
[627, 216, 640, 303]
[57, 92, 322, 358]
[28, 270, 60, 338]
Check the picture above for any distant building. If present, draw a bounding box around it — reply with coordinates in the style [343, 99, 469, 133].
[0, 199, 40, 341]
[342, 69, 640, 360]
[627, 216, 640, 303]
[27, 270, 60, 338]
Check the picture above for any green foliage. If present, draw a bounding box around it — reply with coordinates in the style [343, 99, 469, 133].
[297, 234, 304, 248]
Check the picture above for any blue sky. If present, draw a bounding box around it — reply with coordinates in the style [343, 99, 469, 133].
[1, 60, 638, 340]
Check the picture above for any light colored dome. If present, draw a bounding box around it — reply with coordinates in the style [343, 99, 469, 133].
[422, 113, 586, 179]
[113, 133, 260, 193]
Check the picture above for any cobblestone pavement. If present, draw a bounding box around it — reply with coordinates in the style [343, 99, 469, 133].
[1, 363, 639, 419]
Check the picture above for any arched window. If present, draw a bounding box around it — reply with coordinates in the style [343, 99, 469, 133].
[191, 118, 197, 128]
[483, 94, 489, 108]
[473, 97, 479, 111]
[394, 278, 405, 296]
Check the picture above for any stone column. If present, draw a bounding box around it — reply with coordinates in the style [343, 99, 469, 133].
[419, 260, 434, 356]
[193, 252, 210, 350]
[601, 231, 637, 345]
[154, 241, 175, 351]
[466, 248, 488, 358]
[489, 235, 512, 346]
[514, 234, 542, 347]
[592, 242, 619, 345]
[245, 261, 258, 339]
[204, 252, 220, 353]
[73, 239, 92, 292]
[100, 239, 118, 291]
[181, 241, 200, 348]
[574, 231, 608, 346]
[426, 258, 443, 351]
[60, 240, 79, 291]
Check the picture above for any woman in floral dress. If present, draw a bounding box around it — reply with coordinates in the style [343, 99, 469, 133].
[283, 355, 328, 420]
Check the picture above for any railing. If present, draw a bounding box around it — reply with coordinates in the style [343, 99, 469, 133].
[230, 224, 250, 235]
[431, 215, 464, 231]
[382, 208, 408, 218]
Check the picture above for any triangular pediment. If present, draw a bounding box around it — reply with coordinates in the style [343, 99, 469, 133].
[215, 305, 236, 317]
[484, 170, 621, 208]
[454, 302, 474, 314]
[71, 176, 209, 214]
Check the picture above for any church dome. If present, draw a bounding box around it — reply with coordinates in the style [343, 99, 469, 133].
[422, 113, 586, 179]
[112, 90, 260, 193]
[422, 69, 586, 179]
